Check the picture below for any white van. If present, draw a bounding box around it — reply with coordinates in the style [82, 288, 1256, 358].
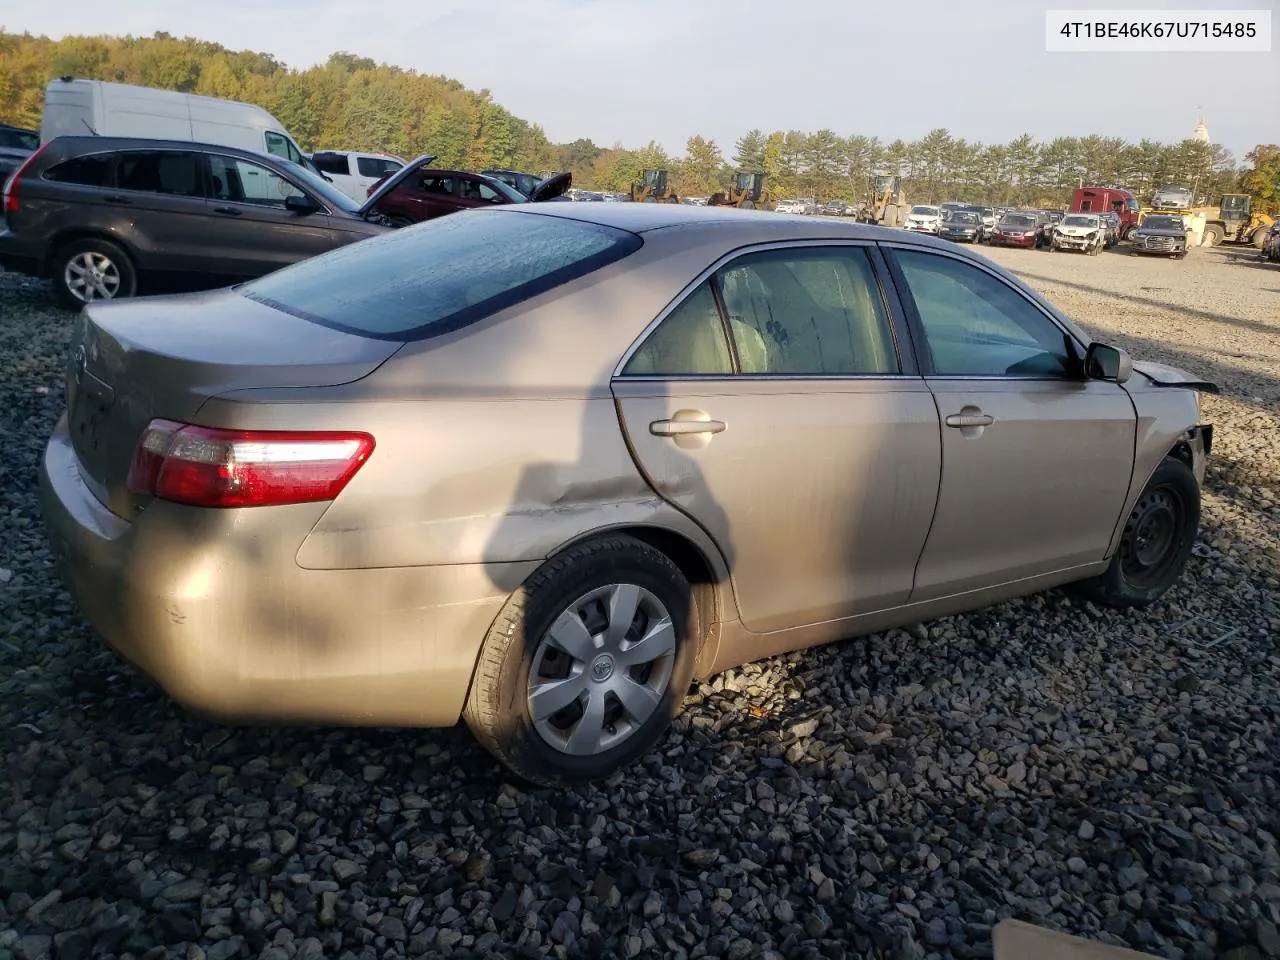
[40, 77, 317, 172]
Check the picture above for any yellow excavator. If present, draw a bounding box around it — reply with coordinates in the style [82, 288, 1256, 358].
[629, 169, 679, 203]
[856, 175, 907, 227]
[707, 171, 775, 210]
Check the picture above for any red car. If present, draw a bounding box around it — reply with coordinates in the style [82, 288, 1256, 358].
[364, 154, 571, 227]
[987, 212, 1041, 248]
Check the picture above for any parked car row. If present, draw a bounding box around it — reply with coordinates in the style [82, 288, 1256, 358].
[0, 135, 574, 307]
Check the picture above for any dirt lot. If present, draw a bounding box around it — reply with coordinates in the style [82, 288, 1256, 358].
[0, 242, 1277, 960]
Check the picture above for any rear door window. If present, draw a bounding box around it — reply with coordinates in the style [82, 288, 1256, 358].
[242, 210, 642, 340]
[115, 151, 204, 197]
[43, 153, 117, 187]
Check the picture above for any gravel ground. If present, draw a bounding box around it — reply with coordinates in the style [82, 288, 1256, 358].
[0, 244, 1277, 960]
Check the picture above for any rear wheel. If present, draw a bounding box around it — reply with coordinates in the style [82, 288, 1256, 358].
[386, 215, 414, 228]
[51, 238, 137, 310]
[1073, 457, 1199, 609]
[741, 199, 756, 210]
[463, 535, 699, 786]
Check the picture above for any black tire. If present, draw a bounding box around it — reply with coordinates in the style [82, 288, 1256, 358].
[1073, 457, 1200, 609]
[51, 237, 137, 310]
[1201, 225, 1223, 248]
[386, 215, 414, 228]
[463, 534, 699, 786]
[741, 199, 756, 210]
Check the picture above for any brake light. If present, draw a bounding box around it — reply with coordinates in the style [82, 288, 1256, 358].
[126, 419, 375, 508]
[3, 142, 49, 214]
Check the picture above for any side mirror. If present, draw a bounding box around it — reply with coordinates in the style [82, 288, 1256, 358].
[1084, 342, 1132, 384]
[285, 193, 320, 215]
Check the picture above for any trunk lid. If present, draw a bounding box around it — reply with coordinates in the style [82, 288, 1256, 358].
[66, 287, 401, 518]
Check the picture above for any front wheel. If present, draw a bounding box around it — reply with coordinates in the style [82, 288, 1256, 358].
[463, 535, 699, 786]
[1073, 457, 1200, 609]
[52, 238, 137, 310]
[1252, 227, 1269, 249]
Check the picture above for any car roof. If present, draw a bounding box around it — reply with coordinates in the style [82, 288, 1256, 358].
[489, 201, 972, 248]
[38, 135, 290, 163]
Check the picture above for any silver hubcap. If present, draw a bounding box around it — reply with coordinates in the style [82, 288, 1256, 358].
[64, 252, 121, 302]
[527, 583, 676, 757]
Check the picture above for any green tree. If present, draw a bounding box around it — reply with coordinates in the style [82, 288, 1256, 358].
[733, 129, 766, 170]
[1239, 144, 1280, 212]
[675, 135, 723, 196]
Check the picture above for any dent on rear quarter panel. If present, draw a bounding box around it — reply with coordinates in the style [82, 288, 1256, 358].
[290, 396, 674, 576]
[1109, 384, 1204, 556]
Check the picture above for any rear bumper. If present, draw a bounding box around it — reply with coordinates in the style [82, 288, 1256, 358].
[39, 414, 534, 727]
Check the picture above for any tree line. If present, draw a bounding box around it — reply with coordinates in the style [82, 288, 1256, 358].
[1, 31, 1275, 211]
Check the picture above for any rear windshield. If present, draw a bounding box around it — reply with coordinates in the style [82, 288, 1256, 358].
[241, 209, 642, 340]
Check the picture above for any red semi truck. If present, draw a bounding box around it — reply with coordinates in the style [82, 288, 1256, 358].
[1069, 187, 1141, 240]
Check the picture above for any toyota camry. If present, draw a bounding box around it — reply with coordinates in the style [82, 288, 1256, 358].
[41, 204, 1217, 785]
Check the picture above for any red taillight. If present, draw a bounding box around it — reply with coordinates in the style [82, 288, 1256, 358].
[3, 142, 49, 214]
[126, 419, 375, 508]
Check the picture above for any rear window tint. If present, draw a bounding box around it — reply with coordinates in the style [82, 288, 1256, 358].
[44, 154, 116, 187]
[241, 209, 641, 340]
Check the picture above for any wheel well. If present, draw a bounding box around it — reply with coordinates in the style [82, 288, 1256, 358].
[1167, 440, 1193, 471]
[555, 526, 724, 667]
[613, 525, 720, 622]
[44, 230, 134, 277]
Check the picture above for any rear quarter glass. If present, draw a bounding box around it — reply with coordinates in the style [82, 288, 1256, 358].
[242, 209, 642, 341]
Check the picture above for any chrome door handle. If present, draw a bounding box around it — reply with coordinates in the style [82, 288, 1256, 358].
[945, 413, 994, 428]
[650, 419, 726, 437]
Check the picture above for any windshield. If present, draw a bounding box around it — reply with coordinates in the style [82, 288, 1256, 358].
[950, 212, 980, 223]
[1062, 215, 1098, 227]
[281, 161, 363, 213]
[241, 209, 642, 340]
[1143, 216, 1184, 230]
[1001, 215, 1036, 227]
[910, 206, 938, 215]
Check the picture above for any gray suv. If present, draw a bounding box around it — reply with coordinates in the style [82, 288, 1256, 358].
[0, 136, 389, 308]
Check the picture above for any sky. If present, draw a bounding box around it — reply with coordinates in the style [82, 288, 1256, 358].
[0, 0, 1276, 162]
